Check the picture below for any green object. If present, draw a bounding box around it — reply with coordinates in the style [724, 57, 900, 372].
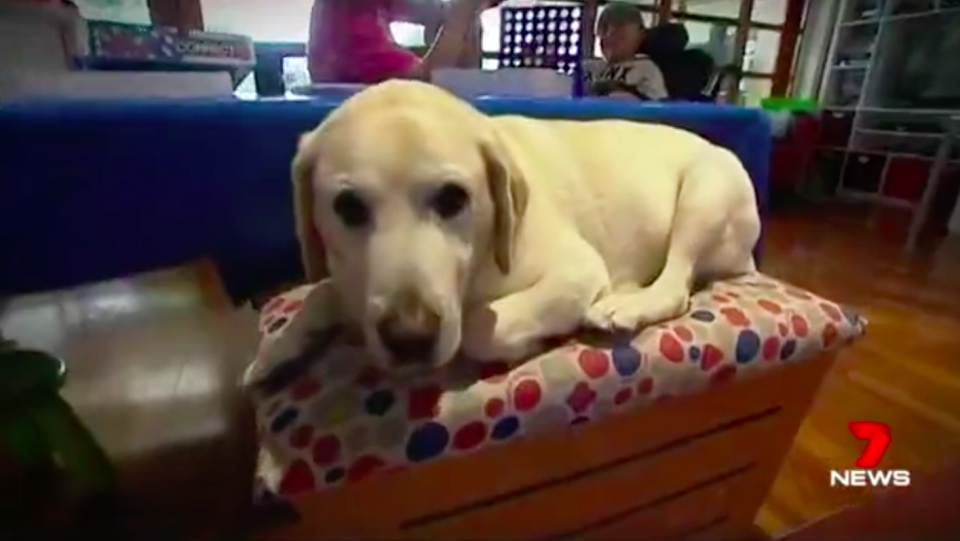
[761, 96, 819, 113]
[0, 347, 115, 498]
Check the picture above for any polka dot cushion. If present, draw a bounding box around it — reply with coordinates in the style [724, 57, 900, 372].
[250, 273, 865, 500]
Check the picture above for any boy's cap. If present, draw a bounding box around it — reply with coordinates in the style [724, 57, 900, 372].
[598, 2, 647, 29]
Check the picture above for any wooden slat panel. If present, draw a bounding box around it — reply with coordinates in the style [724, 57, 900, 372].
[682, 519, 735, 541]
[410, 415, 776, 538]
[565, 467, 760, 540]
[263, 355, 833, 540]
[401, 408, 776, 531]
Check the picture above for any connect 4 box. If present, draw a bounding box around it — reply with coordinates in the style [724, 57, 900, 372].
[83, 21, 254, 86]
[498, 4, 584, 76]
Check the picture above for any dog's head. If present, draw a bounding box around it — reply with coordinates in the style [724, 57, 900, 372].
[292, 81, 527, 372]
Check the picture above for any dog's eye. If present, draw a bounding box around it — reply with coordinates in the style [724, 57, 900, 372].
[431, 183, 470, 219]
[332, 190, 370, 228]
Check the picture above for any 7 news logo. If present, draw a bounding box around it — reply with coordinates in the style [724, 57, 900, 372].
[829, 421, 912, 488]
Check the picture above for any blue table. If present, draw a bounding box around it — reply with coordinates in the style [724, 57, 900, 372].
[0, 97, 770, 303]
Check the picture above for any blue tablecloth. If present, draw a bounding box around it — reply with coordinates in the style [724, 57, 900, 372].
[0, 97, 770, 302]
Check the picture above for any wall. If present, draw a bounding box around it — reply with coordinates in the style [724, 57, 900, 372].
[74, 0, 150, 24]
[201, 0, 313, 41]
[199, 0, 434, 44]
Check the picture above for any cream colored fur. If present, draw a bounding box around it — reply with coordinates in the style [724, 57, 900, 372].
[244, 80, 760, 385]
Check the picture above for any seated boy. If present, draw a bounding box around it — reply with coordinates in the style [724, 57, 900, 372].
[583, 2, 668, 100]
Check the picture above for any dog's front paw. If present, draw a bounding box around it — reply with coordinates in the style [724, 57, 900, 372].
[460, 305, 541, 362]
[585, 285, 691, 332]
[243, 281, 341, 387]
[244, 320, 311, 387]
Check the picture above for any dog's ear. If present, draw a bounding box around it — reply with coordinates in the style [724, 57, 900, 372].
[481, 130, 528, 275]
[292, 130, 329, 283]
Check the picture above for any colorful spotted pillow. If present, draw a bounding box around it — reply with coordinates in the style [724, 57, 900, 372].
[251, 272, 865, 499]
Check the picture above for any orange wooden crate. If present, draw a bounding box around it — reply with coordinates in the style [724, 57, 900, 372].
[259, 352, 835, 540]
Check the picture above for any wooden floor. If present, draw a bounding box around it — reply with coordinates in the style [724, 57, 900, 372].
[756, 205, 960, 536]
[2, 204, 960, 538]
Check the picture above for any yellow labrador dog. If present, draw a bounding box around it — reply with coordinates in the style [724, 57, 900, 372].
[244, 80, 760, 385]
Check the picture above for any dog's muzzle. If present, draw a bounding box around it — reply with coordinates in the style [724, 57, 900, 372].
[375, 296, 441, 367]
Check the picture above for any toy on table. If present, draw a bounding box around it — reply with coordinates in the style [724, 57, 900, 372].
[498, 4, 585, 95]
[82, 21, 255, 88]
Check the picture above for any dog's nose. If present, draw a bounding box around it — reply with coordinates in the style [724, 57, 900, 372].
[376, 302, 440, 366]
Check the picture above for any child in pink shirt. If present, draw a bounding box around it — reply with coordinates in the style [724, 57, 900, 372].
[308, 0, 495, 84]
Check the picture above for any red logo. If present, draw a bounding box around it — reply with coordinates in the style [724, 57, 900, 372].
[848, 421, 892, 468]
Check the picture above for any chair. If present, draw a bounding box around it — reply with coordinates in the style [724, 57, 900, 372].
[642, 22, 740, 103]
[642, 23, 711, 102]
[706, 64, 743, 102]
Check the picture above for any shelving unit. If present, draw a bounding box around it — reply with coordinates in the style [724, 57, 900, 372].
[815, 0, 960, 247]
